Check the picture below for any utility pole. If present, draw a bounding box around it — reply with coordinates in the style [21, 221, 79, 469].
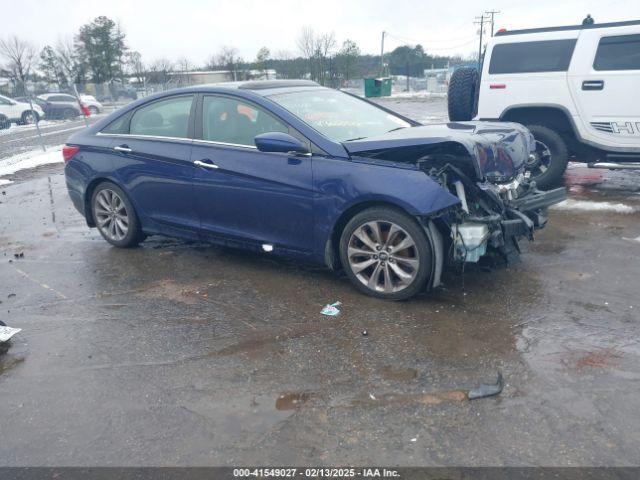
[380, 30, 386, 77]
[474, 15, 489, 64]
[485, 10, 501, 37]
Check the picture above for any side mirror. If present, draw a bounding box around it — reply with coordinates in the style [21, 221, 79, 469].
[254, 132, 310, 155]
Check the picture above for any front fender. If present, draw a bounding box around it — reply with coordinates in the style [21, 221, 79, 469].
[312, 156, 460, 263]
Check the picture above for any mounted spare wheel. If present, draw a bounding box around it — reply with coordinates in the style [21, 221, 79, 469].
[447, 67, 479, 121]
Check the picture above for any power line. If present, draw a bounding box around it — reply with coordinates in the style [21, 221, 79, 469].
[485, 10, 501, 37]
[474, 15, 490, 62]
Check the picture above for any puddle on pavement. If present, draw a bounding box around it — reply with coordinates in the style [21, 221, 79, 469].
[377, 365, 418, 382]
[0, 354, 25, 375]
[275, 391, 316, 410]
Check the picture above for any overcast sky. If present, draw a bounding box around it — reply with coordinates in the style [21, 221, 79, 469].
[4, 0, 639, 65]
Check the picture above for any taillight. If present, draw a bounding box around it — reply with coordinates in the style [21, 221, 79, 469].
[62, 145, 80, 163]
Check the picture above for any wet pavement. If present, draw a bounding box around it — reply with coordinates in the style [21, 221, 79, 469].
[1, 97, 640, 466]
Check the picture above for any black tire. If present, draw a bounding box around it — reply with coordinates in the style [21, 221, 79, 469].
[339, 207, 432, 300]
[62, 109, 76, 120]
[21, 110, 38, 125]
[448, 67, 479, 121]
[525, 125, 569, 189]
[0, 114, 9, 130]
[91, 182, 144, 248]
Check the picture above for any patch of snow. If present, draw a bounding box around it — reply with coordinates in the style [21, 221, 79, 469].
[0, 145, 64, 177]
[391, 91, 447, 99]
[551, 199, 635, 214]
[0, 178, 12, 186]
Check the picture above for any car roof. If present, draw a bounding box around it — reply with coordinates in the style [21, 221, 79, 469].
[495, 19, 640, 37]
[40, 93, 74, 99]
[167, 79, 324, 97]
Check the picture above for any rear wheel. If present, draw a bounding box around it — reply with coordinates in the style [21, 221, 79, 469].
[62, 109, 76, 120]
[524, 125, 569, 189]
[339, 207, 432, 300]
[91, 182, 144, 248]
[448, 67, 479, 121]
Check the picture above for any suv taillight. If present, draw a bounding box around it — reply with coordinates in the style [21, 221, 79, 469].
[62, 145, 80, 163]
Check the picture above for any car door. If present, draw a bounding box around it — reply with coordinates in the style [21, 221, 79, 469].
[105, 94, 199, 238]
[191, 94, 315, 253]
[568, 26, 640, 149]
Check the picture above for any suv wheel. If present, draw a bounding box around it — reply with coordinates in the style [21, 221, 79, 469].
[339, 207, 432, 300]
[91, 182, 144, 248]
[525, 125, 569, 189]
[0, 114, 10, 130]
[21, 110, 37, 125]
[448, 67, 479, 121]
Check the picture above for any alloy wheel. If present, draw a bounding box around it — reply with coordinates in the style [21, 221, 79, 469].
[528, 140, 552, 177]
[24, 112, 35, 124]
[94, 189, 129, 242]
[347, 220, 420, 293]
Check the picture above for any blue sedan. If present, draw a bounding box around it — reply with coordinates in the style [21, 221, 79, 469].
[64, 80, 565, 299]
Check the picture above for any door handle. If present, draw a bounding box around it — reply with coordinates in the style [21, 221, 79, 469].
[582, 80, 604, 91]
[194, 159, 219, 170]
[113, 145, 132, 153]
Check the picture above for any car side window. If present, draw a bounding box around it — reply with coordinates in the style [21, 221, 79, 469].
[594, 34, 640, 71]
[130, 95, 194, 139]
[488, 39, 577, 74]
[202, 95, 288, 147]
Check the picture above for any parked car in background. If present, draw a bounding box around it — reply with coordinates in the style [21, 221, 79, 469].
[448, 19, 640, 188]
[64, 80, 565, 300]
[0, 94, 45, 125]
[38, 93, 83, 120]
[80, 94, 104, 114]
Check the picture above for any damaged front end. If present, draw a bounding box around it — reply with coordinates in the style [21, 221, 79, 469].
[344, 121, 567, 266]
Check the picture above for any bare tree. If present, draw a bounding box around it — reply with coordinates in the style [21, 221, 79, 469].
[0, 36, 36, 95]
[176, 56, 193, 86]
[55, 37, 82, 87]
[205, 46, 241, 80]
[148, 58, 174, 90]
[296, 27, 336, 84]
[126, 51, 146, 86]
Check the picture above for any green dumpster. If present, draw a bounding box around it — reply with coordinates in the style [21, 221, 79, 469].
[364, 77, 392, 98]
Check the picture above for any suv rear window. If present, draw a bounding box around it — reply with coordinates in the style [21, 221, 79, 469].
[488, 39, 577, 74]
[594, 34, 640, 71]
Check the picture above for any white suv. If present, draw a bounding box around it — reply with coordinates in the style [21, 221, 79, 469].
[448, 20, 640, 188]
[0, 94, 45, 128]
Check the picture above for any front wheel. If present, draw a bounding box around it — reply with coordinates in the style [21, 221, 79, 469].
[525, 125, 569, 189]
[91, 182, 144, 248]
[339, 207, 432, 300]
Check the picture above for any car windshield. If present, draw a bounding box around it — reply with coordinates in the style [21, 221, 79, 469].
[269, 89, 411, 142]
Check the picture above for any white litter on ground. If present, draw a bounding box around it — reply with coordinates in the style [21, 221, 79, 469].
[551, 199, 635, 214]
[0, 145, 64, 178]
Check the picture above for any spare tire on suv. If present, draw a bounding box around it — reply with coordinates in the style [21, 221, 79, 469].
[447, 67, 479, 121]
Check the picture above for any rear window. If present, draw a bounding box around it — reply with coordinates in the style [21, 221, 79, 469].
[488, 39, 577, 74]
[594, 34, 640, 71]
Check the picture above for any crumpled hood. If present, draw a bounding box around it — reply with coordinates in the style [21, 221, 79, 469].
[342, 121, 535, 182]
